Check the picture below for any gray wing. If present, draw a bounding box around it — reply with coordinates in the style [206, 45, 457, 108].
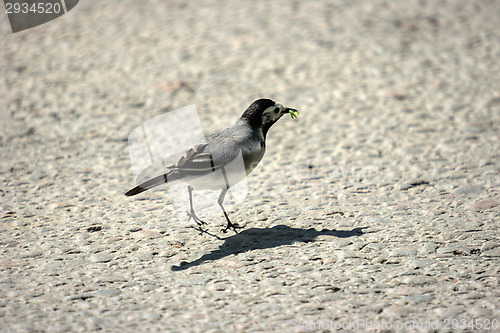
[169, 132, 240, 176]
[126, 131, 241, 196]
[134, 142, 212, 183]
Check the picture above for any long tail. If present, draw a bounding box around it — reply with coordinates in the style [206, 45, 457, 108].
[125, 173, 174, 196]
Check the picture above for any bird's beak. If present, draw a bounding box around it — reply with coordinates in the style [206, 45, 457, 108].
[284, 107, 300, 119]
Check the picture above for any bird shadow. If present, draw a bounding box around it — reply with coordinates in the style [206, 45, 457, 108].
[171, 225, 368, 271]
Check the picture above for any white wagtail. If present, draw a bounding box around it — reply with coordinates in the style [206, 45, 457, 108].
[125, 99, 299, 232]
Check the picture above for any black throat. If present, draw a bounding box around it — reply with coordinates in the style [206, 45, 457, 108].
[262, 120, 277, 139]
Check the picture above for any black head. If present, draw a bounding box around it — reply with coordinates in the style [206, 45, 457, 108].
[240, 99, 292, 138]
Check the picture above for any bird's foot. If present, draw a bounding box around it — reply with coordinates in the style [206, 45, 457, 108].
[190, 225, 225, 240]
[221, 221, 246, 233]
[190, 225, 204, 234]
[186, 210, 206, 226]
[190, 225, 208, 235]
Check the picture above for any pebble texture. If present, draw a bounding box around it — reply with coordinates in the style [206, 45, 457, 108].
[1, 1, 499, 332]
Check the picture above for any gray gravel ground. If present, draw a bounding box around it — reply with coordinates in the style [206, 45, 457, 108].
[1, 0, 499, 332]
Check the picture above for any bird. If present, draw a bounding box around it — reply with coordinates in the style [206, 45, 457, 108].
[125, 98, 299, 233]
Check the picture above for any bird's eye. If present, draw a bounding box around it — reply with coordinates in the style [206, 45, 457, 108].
[273, 107, 280, 114]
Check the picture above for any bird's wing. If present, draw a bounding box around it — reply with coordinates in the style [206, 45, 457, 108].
[168, 143, 216, 173]
[126, 143, 212, 196]
[167, 137, 238, 176]
[126, 128, 245, 196]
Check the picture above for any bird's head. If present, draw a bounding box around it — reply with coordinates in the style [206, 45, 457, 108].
[240, 99, 298, 137]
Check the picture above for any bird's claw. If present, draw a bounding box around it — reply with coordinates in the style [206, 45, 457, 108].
[190, 225, 207, 235]
[186, 210, 206, 226]
[190, 225, 225, 240]
[221, 221, 245, 233]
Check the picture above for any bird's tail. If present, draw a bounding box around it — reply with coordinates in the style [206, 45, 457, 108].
[125, 172, 174, 196]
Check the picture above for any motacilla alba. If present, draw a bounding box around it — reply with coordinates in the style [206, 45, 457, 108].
[125, 99, 299, 232]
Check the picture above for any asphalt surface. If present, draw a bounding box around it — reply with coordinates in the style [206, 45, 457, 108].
[1, 1, 499, 332]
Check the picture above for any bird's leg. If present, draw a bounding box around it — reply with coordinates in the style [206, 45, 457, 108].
[186, 185, 206, 226]
[218, 188, 245, 233]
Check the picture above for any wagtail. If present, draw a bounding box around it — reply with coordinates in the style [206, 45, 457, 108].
[125, 99, 299, 232]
